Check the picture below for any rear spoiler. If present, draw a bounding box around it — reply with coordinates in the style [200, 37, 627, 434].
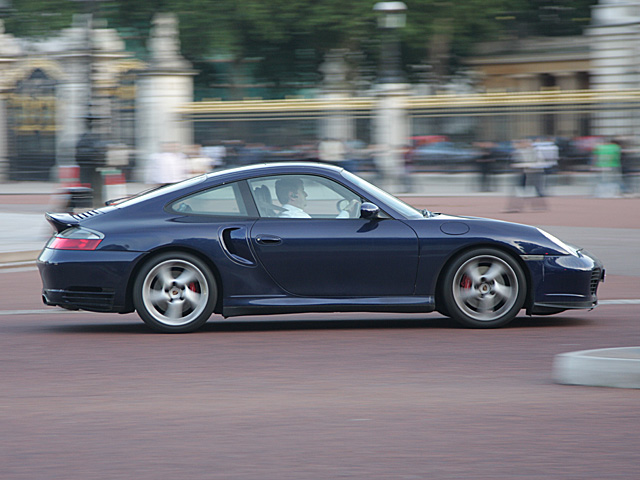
[45, 212, 80, 234]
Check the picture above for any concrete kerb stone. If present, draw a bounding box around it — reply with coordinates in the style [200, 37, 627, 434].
[0, 251, 41, 266]
[553, 347, 640, 389]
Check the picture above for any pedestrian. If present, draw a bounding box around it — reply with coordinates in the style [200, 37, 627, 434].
[592, 137, 622, 197]
[75, 121, 107, 207]
[185, 144, 210, 176]
[505, 139, 547, 212]
[318, 138, 346, 168]
[617, 137, 635, 196]
[531, 137, 558, 197]
[145, 142, 189, 186]
[202, 142, 226, 169]
[474, 141, 497, 192]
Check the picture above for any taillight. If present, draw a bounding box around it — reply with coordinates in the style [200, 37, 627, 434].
[49, 237, 102, 250]
[48, 227, 103, 251]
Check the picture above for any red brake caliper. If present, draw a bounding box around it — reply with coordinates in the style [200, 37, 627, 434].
[460, 275, 472, 289]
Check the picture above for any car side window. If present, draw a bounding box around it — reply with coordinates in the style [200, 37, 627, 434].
[169, 183, 248, 217]
[248, 174, 362, 219]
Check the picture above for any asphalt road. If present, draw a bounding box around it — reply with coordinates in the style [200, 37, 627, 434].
[0, 194, 639, 479]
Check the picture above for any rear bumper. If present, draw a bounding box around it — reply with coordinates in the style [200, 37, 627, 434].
[37, 247, 143, 313]
[42, 288, 116, 312]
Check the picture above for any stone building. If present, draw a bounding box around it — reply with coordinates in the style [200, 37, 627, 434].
[467, 0, 640, 139]
[587, 0, 640, 135]
[2, 1, 640, 182]
[0, 13, 193, 182]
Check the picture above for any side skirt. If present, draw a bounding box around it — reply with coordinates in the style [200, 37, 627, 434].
[222, 295, 435, 318]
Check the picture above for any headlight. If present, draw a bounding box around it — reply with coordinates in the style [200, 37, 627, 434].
[536, 228, 580, 256]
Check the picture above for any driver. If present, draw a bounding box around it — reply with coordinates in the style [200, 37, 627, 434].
[275, 177, 359, 219]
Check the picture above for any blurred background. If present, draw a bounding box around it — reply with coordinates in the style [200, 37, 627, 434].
[0, 0, 638, 200]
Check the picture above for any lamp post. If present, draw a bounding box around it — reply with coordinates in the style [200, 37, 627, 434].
[70, 0, 103, 129]
[372, 2, 409, 192]
[72, 0, 106, 207]
[373, 2, 407, 84]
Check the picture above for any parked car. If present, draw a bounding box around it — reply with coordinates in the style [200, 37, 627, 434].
[410, 141, 480, 170]
[38, 162, 604, 333]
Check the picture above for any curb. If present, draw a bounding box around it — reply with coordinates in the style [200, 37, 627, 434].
[553, 347, 640, 389]
[0, 250, 40, 267]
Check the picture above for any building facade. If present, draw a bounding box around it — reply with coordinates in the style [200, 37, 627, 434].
[0, 13, 192, 182]
[2, 1, 640, 182]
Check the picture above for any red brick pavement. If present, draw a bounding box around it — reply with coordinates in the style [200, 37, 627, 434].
[404, 195, 640, 229]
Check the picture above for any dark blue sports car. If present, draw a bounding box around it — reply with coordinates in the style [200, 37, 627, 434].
[38, 163, 604, 333]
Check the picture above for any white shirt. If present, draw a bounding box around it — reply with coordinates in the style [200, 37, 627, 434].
[278, 204, 351, 219]
[146, 152, 189, 184]
[279, 204, 311, 218]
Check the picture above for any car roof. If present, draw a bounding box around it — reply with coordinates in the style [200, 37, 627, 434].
[204, 162, 344, 181]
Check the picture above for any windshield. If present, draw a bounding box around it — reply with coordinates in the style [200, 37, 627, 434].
[341, 170, 423, 219]
[115, 175, 207, 208]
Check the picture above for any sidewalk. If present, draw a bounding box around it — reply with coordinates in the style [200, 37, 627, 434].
[0, 171, 634, 264]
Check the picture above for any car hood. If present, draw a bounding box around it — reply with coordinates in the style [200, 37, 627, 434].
[407, 213, 574, 256]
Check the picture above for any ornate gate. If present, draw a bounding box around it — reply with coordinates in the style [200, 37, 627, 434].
[6, 68, 57, 180]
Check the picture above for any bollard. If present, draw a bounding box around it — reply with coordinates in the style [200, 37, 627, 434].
[58, 165, 81, 188]
[57, 165, 93, 212]
[102, 169, 127, 205]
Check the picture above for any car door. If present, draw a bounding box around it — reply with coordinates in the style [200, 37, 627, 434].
[248, 174, 419, 297]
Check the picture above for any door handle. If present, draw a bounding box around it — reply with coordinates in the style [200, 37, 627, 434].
[256, 235, 282, 245]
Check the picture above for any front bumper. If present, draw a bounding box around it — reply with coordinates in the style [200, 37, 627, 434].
[523, 249, 604, 314]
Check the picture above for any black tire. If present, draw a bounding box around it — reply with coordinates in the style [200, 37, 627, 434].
[441, 248, 526, 328]
[133, 252, 217, 333]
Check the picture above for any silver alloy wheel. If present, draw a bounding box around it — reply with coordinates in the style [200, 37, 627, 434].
[141, 258, 209, 327]
[451, 254, 519, 322]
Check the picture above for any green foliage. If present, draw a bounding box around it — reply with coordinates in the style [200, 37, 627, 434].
[2, 0, 78, 36]
[3, 0, 598, 98]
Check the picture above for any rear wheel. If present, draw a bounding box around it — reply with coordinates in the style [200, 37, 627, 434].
[133, 252, 217, 333]
[441, 248, 526, 328]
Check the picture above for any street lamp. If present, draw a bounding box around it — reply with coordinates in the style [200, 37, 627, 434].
[373, 1, 407, 84]
[71, 0, 103, 123]
[71, 0, 107, 208]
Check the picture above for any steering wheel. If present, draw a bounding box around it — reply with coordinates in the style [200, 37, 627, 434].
[336, 199, 361, 218]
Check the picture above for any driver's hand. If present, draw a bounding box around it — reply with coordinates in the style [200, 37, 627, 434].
[345, 199, 360, 217]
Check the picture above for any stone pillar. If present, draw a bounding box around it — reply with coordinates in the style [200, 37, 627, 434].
[587, 0, 640, 136]
[136, 13, 196, 181]
[555, 72, 580, 137]
[56, 15, 95, 170]
[373, 83, 410, 192]
[511, 73, 543, 138]
[56, 16, 130, 172]
[319, 51, 354, 142]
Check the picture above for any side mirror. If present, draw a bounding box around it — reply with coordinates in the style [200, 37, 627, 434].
[360, 202, 380, 220]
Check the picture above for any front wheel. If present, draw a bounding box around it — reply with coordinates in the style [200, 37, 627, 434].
[441, 248, 526, 328]
[133, 252, 217, 333]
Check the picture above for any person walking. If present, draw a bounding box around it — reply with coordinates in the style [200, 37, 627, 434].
[475, 141, 497, 192]
[593, 137, 622, 197]
[145, 142, 189, 186]
[505, 139, 548, 212]
[75, 124, 107, 208]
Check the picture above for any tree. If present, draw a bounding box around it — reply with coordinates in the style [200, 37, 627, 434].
[3, 0, 598, 98]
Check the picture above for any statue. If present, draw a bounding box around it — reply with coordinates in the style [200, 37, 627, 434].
[149, 13, 189, 69]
